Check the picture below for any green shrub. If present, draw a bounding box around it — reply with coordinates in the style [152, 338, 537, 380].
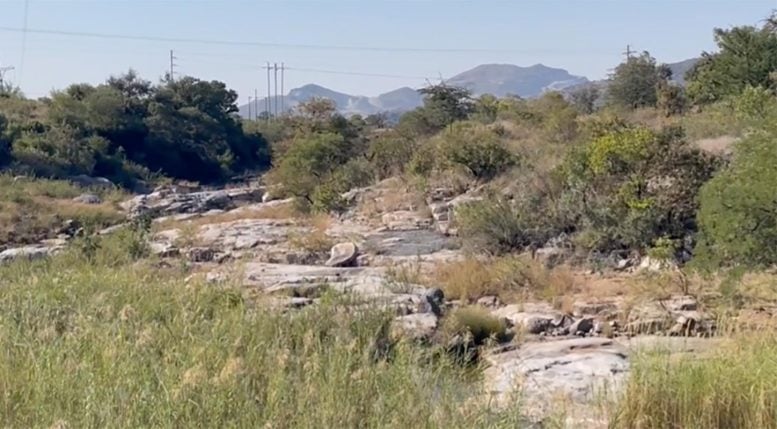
[695, 121, 777, 267]
[367, 134, 417, 180]
[559, 125, 719, 254]
[437, 122, 517, 180]
[442, 306, 508, 346]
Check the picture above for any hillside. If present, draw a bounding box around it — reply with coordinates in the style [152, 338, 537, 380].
[445, 63, 589, 97]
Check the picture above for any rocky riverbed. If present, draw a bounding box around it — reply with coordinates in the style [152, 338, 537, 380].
[0, 179, 741, 426]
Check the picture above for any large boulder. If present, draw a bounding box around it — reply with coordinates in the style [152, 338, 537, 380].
[0, 245, 57, 264]
[325, 242, 359, 267]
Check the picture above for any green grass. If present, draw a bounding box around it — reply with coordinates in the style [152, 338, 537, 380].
[612, 334, 777, 429]
[0, 175, 126, 246]
[0, 236, 527, 428]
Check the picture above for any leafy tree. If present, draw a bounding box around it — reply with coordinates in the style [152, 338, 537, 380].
[143, 76, 268, 181]
[398, 84, 473, 135]
[687, 15, 777, 104]
[695, 122, 777, 267]
[270, 132, 354, 208]
[607, 52, 670, 109]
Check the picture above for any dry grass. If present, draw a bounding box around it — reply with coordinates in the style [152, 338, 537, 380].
[0, 175, 125, 246]
[612, 332, 777, 429]
[431, 255, 577, 304]
[287, 213, 334, 254]
[154, 200, 297, 231]
[357, 177, 427, 221]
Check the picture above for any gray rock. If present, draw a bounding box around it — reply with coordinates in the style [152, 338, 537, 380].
[484, 337, 629, 408]
[73, 193, 102, 205]
[0, 245, 55, 264]
[390, 313, 438, 342]
[325, 242, 359, 267]
[69, 175, 114, 189]
[569, 317, 596, 336]
[149, 242, 179, 258]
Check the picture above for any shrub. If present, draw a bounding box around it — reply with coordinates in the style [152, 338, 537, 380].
[695, 121, 777, 267]
[559, 125, 719, 254]
[442, 306, 508, 346]
[367, 134, 417, 180]
[437, 122, 517, 180]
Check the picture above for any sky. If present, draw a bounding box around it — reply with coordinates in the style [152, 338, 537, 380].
[0, 0, 774, 100]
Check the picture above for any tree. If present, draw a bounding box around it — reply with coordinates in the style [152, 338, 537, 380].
[607, 52, 669, 109]
[696, 122, 777, 267]
[570, 86, 600, 114]
[143, 76, 268, 181]
[398, 83, 473, 135]
[686, 15, 777, 104]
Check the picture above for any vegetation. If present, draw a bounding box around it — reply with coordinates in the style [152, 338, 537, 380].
[3, 10, 777, 428]
[1, 72, 270, 186]
[613, 334, 777, 429]
[0, 243, 529, 427]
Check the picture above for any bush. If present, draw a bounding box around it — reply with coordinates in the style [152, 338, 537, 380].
[558, 125, 719, 254]
[442, 306, 508, 346]
[455, 197, 526, 255]
[695, 122, 777, 267]
[436, 122, 517, 181]
[367, 134, 417, 180]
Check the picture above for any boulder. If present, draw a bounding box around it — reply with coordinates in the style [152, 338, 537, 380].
[390, 313, 438, 342]
[69, 175, 114, 189]
[0, 245, 55, 264]
[569, 317, 596, 336]
[73, 193, 102, 205]
[325, 242, 359, 267]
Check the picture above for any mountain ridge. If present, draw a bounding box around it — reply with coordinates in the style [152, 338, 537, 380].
[239, 60, 697, 118]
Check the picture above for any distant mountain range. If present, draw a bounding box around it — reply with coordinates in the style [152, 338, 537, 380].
[239, 60, 698, 118]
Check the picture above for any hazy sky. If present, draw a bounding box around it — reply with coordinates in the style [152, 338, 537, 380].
[0, 0, 773, 100]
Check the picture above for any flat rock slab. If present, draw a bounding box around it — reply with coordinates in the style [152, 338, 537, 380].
[485, 337, 629, 409]
[483, 335, 723, 422]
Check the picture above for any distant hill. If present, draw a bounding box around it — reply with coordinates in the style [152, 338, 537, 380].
[445, 63, 589, 98]
[667, 58, 699, 85]
[238, 60, 699, 118]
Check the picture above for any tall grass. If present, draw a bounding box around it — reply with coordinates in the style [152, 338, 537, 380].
[612, 334, 777, 428]
[0, 236, 526, 428]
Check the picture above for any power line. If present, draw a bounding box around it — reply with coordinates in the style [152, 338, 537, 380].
[18, 0, 30, 85]
[0, 26, 582, 54]
[287, 66, 429, 80]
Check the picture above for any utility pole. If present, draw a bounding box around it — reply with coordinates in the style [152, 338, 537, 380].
[0, 64, 14, 88]
[248, 96, 252, 121]
[623, 44, 634, 60]
[264, 62, 272, 121]
[273, 63, 279, 117]
[169, 50, 177, 82]
[254, 88, 259, 121]
[280, 62, 285, 115]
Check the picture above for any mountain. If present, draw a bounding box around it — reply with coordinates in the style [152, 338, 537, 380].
[238, 60, 700, 118]
[238, 84, 422, 118]
[445, 63, 589, 98]
[239, 63, 593, 118]
[667, 58, 699, 85]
